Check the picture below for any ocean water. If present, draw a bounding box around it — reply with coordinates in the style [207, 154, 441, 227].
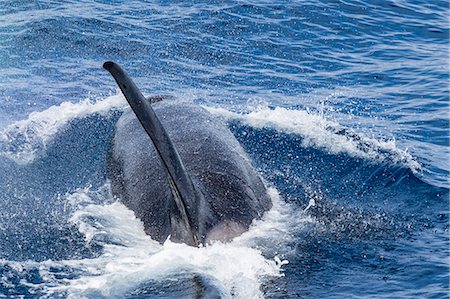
[0, 0, 448, 298]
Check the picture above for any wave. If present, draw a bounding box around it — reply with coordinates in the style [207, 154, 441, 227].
[1, 94, 420, 176]
[207, 106, 421, 173]
[1, 186, 301, 298]
[0, 94, 126, 164]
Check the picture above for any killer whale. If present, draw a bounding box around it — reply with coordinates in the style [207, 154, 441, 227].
[104, 61, 272, 246]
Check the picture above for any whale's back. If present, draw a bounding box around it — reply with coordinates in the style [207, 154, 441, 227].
[108, 100, 271, 243]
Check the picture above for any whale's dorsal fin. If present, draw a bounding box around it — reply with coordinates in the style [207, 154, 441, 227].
[104, 61, 200, 247]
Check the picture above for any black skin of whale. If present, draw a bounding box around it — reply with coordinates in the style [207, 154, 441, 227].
[105, 62, 272, 246]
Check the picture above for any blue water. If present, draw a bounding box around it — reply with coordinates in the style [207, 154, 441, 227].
[0, 1, 448, 298]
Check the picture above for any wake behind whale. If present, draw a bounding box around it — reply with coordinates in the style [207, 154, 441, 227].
[104, 61, 272, 246]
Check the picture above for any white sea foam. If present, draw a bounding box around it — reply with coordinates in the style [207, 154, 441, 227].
[25, 186, 301, 298]
[207, 106, 421, 172]
[0, 94, 126, 164]
[0, 91, 420, 173]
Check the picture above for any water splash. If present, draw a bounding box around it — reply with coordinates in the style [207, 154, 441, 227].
[207, 106, 421, 172]
[0, 186, 301, 298]
[0, 94, 126, 164]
